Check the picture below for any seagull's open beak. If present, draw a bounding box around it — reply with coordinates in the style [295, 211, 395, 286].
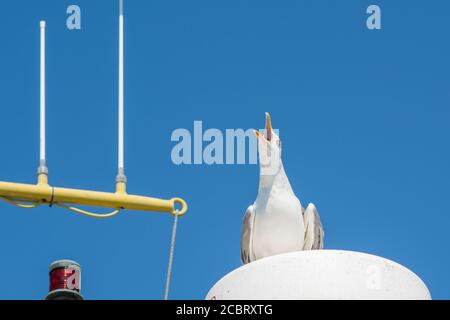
[254, 112, 273, 142]
[265, 112, 272, 142]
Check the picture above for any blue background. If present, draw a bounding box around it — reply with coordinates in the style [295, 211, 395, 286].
[0, 0, 448, 299]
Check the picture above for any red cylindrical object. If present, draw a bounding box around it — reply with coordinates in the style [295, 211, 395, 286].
[50, 265, 80, 292]
[46, 260, 83, 300]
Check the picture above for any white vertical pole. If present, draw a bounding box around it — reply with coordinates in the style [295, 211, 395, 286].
[117, 0, 126, 183]
[38, 21, 48, 175]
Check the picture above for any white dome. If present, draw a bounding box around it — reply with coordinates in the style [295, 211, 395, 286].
[206, 250, 431, 300]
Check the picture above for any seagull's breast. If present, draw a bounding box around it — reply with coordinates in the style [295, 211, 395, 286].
[252, 190, 305, 260]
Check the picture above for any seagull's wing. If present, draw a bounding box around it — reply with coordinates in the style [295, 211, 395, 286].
[241, 205, 256, 264]
[302, 203, 324, 250]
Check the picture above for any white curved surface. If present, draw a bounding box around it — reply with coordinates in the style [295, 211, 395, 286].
[206, 250, 431, 300]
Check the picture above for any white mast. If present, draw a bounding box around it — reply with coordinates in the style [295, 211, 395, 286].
[38, 21, 48, 177]
[116, 0, 126, 184]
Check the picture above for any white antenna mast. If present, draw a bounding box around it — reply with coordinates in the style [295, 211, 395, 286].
[116, 0, 126, 188]
[38, 21, 48, 182]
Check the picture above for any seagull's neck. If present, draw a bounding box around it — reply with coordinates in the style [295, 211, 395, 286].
[257, 161, 294, 197]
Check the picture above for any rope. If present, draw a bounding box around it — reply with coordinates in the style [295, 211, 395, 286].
[164, 212, 179, 300]
[0, 197, 42, 209]
[0, 196, 120, 218]
[53, 202, 121, 218]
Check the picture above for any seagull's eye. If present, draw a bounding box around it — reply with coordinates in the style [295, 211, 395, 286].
[276, 139, 281, 147]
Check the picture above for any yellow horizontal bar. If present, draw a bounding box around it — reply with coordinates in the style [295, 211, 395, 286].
[0, 180, 187, 216]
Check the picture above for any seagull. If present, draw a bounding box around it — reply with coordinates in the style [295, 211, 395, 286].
[240, 113, 324, 264]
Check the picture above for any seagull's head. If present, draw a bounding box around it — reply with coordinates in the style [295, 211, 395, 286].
[255, 112, 282, 175]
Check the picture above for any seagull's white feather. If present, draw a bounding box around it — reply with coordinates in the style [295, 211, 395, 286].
[250, 166, 306, 261]
[302, 203, 324, 250]
[240, 205, 255, 264]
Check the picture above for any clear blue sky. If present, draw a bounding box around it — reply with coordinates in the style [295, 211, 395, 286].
[0, 0, 449, 299]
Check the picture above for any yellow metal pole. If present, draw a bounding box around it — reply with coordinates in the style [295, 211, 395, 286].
[0, 180, 187, 216]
